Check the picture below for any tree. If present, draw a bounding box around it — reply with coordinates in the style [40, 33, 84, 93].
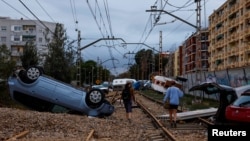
[134, 49, 154, 80]
[0, 44, 16, 80]
[44, 23, 75, 83]
[129, 49, 169, 79]
[20, 41, 38, 69]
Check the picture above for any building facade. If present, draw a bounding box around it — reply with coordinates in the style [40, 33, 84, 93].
[181, 29, 209, 75]
[208, 0, 250, 71]
[0, 17, 57, 66]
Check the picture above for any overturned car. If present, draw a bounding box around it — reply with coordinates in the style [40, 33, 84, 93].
[189, 82, 250, 124]
[8, 66, 114, 117]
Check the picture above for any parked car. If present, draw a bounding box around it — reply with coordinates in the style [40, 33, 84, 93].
[8, 66, 114, 117]
[189, 82, 250, 124]
[225, 90, 250, 123]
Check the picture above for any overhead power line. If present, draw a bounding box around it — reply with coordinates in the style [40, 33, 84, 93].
[18, 0, 55, 35]
[35, 0, 56, 23]
[1, 0, 29, 19]
[70, 0, 78, 31]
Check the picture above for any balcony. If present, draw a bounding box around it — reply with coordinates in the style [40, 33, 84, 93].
[226, 50, 232, 56]
[229, 48, 235, 54]
[244, 28, 250, 35]
[245, 13, 250, 19]
[22, 30, 37, 36]
[245, 45, 250, 52]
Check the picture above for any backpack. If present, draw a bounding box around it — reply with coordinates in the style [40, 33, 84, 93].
[121, 88, 131, 101]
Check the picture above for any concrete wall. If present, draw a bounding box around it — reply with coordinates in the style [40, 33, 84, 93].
[179, 66, 250, 100]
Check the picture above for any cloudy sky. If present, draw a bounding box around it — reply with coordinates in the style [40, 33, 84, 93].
[0, 0, 227, 75]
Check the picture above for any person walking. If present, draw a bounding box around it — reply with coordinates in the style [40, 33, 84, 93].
[121, 81, 135, 122]
[163, 81, 183, 128]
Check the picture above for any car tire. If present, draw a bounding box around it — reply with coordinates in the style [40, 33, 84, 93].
[18, 69, 28, 83]
[85, 88, 104, 108]
[26, 66, 42, 81]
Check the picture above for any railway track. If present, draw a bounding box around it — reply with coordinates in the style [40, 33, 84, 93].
[134, 92, 213, 141]
[104, 91, 214, 141]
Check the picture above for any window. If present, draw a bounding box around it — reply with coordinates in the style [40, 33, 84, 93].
[161, 82, 165, 86]
[11, 35, 22, 42]
[216, 34, 224, 41]
[11, 25, 22, 32]
[38, 37, 43, 42]
[0, 36, 7, 42]
[14, 36, 20, 41]
[201, 44, 208, 50]
[216, 22, 223, 30]
[1, 26, 7, 31]
[14, 26, 21, 31]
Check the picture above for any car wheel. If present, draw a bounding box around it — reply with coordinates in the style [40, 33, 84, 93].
[85, 88, 104, 108]
[18, 69, 28, 82]
[26, 66, 41, 81]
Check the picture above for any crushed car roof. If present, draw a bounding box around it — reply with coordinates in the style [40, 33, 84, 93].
[189, 82, 235, 95]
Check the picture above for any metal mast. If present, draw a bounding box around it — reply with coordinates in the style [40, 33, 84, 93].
[159, 31, 163, 76]
[195, 0, 201, 81]
[76, 30, 81, 87]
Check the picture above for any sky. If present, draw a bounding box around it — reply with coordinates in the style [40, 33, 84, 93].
[0, 0, 227, 75]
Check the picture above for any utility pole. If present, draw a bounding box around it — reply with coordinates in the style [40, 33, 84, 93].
[92, 66, 94, 85]
[159, 31, 163, 76]
[152, 47, 155, 75]
[97, 57, 100, 83]
[76, 30, 81, 87]
[99, 59, 102, 84]
[196, 0, 201, 31]
[195, 0, 202, 84]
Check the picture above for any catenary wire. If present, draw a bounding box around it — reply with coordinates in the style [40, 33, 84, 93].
[35, 0, 56, 23]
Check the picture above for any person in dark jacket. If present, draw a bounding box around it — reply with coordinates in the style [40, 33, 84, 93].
[122, 81, 135, 122]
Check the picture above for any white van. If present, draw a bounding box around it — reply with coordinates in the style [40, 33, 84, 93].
[112, 78, 136, 91]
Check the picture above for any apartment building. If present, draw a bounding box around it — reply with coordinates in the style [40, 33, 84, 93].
[208, 0, 250, 71]
[0, 17, 57, 66]
[182, 28, 209, 74]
